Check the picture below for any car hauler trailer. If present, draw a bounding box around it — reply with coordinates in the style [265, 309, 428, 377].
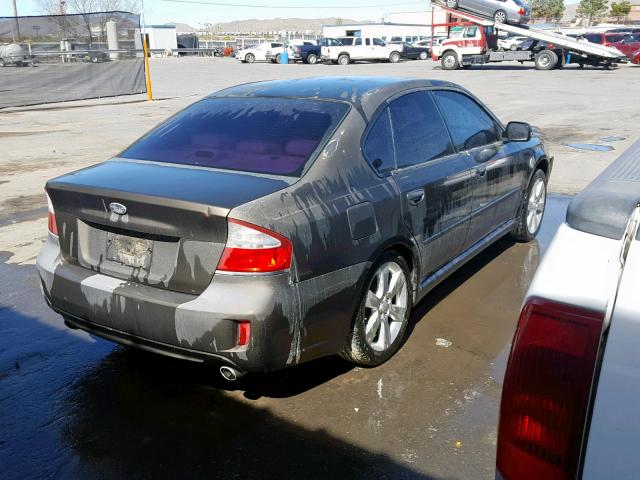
[430, 1, 627, 70]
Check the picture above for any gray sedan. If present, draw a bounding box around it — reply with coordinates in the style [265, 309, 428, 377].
[445, 0, 531, 24]
[37, 77, 550, 380]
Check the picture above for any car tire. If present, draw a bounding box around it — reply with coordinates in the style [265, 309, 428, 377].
[510, 44, 518, 51]
[389, 51, 401, 63]
[91, 56, 98, 63]
[245, 53, 255, 63]
[419, 50, 428, 60]
[510, 169, 547, 242]
[534, 50, 558, 70]
[337, 54, 350, 65]
[494, 10, 508, 23]
[341, 252, 412, 367]
[306, 53, 318, 64]
[275, 53, 282, 64]
[446, 0, 458, 8]
[441, 51, 459, 70]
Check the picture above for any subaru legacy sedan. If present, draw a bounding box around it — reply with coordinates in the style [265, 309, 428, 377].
[37, 77, 551, 380]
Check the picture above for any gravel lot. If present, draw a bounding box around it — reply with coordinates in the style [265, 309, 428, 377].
[0, 57, 638, 479]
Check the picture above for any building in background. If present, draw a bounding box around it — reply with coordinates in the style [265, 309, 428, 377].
[321, 6, 458, 41]
[140, 24, 177, 51]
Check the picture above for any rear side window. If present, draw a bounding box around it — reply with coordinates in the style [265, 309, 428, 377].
[433, 90, 501, 151]
[121, 98, 349, 177]
[605, 35, 622, 43]
[373, 38, 385, 46]
[586, 34, 602, 43]
[354, 38, 362, 46]
[363, 108, 395, 174]
[388, 91, 454, 168]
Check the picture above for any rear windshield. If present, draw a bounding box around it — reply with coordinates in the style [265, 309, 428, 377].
[120, 97, 349, 177]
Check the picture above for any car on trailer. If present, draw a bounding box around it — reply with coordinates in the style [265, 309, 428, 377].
[444, 0, 530, 24]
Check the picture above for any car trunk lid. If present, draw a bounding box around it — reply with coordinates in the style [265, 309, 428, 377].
[47, 159, 292, 294]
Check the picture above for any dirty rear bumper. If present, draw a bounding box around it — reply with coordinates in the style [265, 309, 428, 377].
[37, 235, 368, 372]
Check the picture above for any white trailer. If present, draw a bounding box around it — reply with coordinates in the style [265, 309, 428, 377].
[430, 2, 627, 70]
[321, 23, 443, 44]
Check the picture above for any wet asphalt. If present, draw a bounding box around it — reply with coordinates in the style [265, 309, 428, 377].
[0, 196, 569, 480]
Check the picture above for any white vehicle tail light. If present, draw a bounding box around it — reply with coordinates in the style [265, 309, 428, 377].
[217, 218, 292, 273]
[497, 297, 604, 480]
[46, 192, 58, 236]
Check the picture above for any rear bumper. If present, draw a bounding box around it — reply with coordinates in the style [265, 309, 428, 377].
[37, 235, 368, 372]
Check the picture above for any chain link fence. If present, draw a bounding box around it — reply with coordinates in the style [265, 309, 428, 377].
[0, 11, 146, 109]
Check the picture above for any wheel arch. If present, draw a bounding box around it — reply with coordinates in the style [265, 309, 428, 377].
[365, 237, 421, 304]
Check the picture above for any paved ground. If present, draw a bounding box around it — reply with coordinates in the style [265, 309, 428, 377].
[0, 57, 638, 479]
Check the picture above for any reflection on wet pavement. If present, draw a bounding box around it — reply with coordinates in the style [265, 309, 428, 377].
[0, 196, 571, 480]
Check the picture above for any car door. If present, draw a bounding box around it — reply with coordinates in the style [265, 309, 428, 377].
[351, 37, 364, 59]
[433, 89, 527, 252]
[387, 90, 475, 279]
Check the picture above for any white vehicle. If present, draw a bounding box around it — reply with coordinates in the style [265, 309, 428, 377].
[498, 35, 528, 50]
[235, 42, 283, 63]
[321, 36, 402, 65]
[497, 139, 640, 480]
[0, 43, 31, 67]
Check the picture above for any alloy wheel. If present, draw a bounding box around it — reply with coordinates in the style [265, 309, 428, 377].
[526, 176, 546, 235]
[364, 262, 409, 352]
[495, 11, 507, 23]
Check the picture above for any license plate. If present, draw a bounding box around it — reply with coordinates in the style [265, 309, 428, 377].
[106, 233, 153, 268]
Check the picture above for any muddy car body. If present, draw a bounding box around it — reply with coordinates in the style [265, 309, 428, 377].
[37, 77, 551, 376]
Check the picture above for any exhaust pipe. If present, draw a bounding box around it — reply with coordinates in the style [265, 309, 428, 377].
[220, 365, 245, 381]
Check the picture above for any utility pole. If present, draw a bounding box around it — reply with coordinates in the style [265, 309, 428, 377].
[12, 0, 21, 42]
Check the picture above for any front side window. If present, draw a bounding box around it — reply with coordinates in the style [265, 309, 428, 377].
[354, 38, 362, 46]
[121, 98, 349, 177]
[388, 91, 454, 168]
[433, 90, 501, 151]
[363, 108, 395, 174]
[465, 26, 479, 38]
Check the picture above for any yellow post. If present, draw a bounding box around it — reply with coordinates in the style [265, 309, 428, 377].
[142, 33, 153, 101]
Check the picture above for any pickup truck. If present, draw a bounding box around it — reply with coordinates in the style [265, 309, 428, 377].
[289, 38, 342, 64]
[321, 36, 402, 65]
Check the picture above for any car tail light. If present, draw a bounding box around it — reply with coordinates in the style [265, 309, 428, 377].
[497, 298, 605, 480]
[217, 218, 292, 273]
[518, 7, 526, 15]
[46, 193, 58, 236]
[237, 320, 251, 346]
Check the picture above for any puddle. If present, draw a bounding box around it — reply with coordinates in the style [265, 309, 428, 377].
[600, 136, 626, 142]
[564, 143, 614, 152]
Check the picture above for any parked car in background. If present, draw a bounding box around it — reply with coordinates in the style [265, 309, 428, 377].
[288, 38, 342, 64]
[235, 42, 283, 63]
[322, 37, 403, 64]
[611, 34, 640, 60]
[445, 0, 530, 24]
[584, 32, 626, 46]
[498, 35, 529, 50]
[633, 48, 640, 64]
[497, 139, 640, 480]
[37, 77, 551, 380]
[0, 43, 32, 67]
[390, 42, 430, 60]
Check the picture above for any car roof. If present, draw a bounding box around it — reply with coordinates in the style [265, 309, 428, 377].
[567, 139, 640, 240]
[210, 76, 461, 119]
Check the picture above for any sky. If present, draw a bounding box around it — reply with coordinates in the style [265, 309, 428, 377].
[1, 0, 580, 26]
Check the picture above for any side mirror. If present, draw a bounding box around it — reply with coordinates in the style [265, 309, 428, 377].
[505, 121, 532, 142]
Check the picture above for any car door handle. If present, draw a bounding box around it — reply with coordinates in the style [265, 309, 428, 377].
[407, 190, 425, 205]
[475, 165, 487, 177]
